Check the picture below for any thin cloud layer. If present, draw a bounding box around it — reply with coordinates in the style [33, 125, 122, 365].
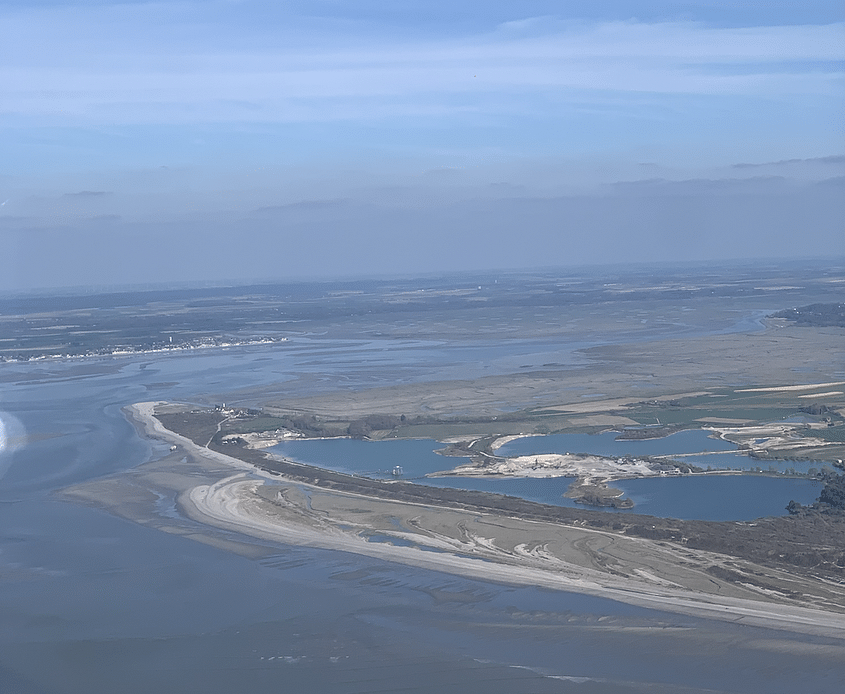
[2, 8, 842, 125]
[1, 1, 843, 290]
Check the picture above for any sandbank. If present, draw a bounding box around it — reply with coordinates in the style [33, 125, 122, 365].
[59, 401, 845, 641]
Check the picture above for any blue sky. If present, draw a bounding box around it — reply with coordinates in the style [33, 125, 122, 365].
[1, 1, 843, 289]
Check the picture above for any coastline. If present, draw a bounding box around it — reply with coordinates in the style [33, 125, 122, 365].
[60, 400, 845, 640]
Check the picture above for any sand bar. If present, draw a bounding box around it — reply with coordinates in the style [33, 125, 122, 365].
[59, 401, 845, 640]
[736, 382, 845, 393]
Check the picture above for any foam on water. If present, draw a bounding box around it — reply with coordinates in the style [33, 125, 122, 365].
[0, 411, 25, 481]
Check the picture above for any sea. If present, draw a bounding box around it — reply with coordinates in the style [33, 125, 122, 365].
[1, 267, 844, 693]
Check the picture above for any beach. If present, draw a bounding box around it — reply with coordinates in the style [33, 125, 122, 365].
[60, 400, 845, 641]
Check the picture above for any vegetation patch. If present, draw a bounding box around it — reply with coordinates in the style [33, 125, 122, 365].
[772, 303, 845, 328]
[156, 406, 845, 581]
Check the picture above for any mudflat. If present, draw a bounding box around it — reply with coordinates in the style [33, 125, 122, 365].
[62, 397, 845, 640]
[57, 282, 845, 641]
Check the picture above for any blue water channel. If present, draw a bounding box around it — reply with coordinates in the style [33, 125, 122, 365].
[271, 434, 823, 521]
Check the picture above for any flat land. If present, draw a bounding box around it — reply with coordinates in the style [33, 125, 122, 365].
[62, 395, 845, 640]
[49, 269, 845, 639]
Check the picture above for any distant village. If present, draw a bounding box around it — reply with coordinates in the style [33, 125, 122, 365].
[0, 335, 288, 363]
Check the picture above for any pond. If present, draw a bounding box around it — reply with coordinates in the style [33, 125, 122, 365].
[612, 475, 821, 520]
[271, 436, 823, 521]
[272, 437, 458, 479]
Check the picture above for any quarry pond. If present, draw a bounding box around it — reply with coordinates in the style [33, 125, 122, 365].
[271, 433, 823, 521]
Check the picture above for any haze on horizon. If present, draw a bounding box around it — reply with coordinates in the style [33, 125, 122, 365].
[1, 0, 843, 291]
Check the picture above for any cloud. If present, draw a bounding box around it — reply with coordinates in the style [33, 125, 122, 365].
[254, 199, 350, 215]
[3, 169, 840, 291]
[1, 4, 841, 292]
[1, 4, 842, 126]
[733, 155, 845, 168]
[608, 175, 794, 195]
[722, 156, 845, 184]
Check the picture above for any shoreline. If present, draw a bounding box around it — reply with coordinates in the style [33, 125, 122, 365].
[0, 337, 289, 364]
[69, 400, 845, 640]
[186, 474, 845, 637]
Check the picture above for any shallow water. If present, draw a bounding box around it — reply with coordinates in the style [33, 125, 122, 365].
[613, 475, 822, 520]
[274, 437, 459, 479]
[683, 451, 824, 474]
[0, 314, 843, 691]
[273, 436, 821, 520]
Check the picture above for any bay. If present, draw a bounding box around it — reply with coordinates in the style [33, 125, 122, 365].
[1, 269, 843, 692]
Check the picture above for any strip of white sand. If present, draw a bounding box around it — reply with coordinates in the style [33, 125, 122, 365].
[186, 474, 845, 638]
[128, 402, 845, 639]
[736, 382, 845, 393]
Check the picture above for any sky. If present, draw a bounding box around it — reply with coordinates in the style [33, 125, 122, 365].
[1, 0, 843, 290]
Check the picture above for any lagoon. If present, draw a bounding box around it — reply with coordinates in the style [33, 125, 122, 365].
[613, 475, 821, 520]
[271, 437, 822, 521]
[273, 437, 458, 479]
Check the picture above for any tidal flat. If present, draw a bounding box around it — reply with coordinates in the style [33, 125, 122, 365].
[4, 261, 845, 693]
